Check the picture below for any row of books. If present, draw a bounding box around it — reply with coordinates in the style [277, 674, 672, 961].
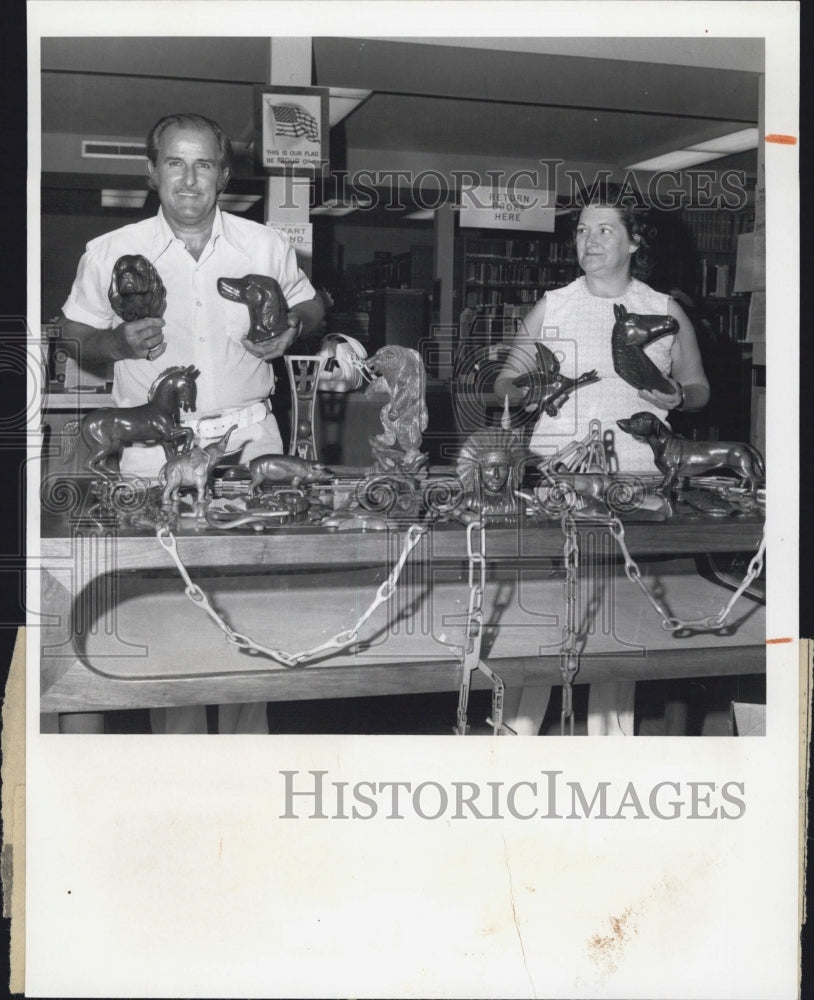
[465, 237, 575, 263]
[682, 210, 754, 253]
[464, 287, 541, 308]
[459, 303, 534, 339]
[466, 261, 543, 285]
[702, 301, 750, 342]
[698, 259, 744, 298]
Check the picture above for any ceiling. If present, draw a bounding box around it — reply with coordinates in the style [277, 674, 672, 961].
[41, 36, 762, 218]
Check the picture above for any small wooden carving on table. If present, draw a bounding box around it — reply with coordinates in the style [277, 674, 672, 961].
[364, 346, 429, 475]
[456, 428, 528, 521]
[284, 355, 327, 461]
[61, 365, 200, 483]
[616, 412, 765, 496]
[159, 425, 237, 520]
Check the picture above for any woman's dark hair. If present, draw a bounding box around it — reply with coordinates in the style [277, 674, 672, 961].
[146, 113, 234, 178]
[570, 181, 657, 280]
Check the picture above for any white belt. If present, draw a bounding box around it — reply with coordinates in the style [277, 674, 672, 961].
[182, 399, 272, 439]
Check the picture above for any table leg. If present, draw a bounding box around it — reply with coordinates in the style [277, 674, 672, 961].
[58, 712, 104, 734]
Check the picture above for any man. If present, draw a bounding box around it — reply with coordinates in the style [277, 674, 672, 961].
[60, 113, 325, 734]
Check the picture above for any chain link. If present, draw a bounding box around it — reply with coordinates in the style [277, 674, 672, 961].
[607, 517, 766, 632]
[156, 524, 428, 667]
[559, 512, 580, 734]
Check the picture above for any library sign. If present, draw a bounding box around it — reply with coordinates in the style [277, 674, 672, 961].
[460, 186, 555, 232]
[268, 223, 313, 265]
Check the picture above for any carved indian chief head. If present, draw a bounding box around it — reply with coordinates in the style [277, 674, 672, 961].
[456, 428, 528, 517]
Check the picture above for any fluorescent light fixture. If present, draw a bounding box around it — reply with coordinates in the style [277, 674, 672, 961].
[310, 205, 357, 217]
[626, 127, 758, 171]
[217, 193, 262, 213]
[402, 209, 435, 221]
[101, 189, 147, 209]
[328, 88, 372, 126]
[310, 195, 373, 217]
[626, 149, 728, 171]
[687, 128, 759, 155]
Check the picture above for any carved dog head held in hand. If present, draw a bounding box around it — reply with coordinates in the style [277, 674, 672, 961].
[217, 274, 290, 344]
[617, 411, 766, 495]
[108, 254, 167, 322]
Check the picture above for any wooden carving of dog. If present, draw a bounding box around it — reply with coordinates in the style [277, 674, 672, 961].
[217, 274, 290, 344]
[616, 411, 765, 495]
[108, 254, 167, 322]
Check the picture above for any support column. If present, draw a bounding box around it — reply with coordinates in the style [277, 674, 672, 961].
[265, 38, 314, 275]
[433, 201, 456, 330]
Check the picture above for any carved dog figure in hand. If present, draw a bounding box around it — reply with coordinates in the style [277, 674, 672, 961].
[616, 411, 765, 495]
[108, 254, 167, 322]
[217, 274, 290, 344]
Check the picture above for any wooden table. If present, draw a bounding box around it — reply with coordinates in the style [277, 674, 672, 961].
[38, 492, 766, 732]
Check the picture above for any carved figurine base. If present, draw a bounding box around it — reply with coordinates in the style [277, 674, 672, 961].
[369, 439, 429, 477]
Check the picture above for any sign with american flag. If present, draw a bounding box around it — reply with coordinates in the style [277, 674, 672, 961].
[254, 85, 329, 176]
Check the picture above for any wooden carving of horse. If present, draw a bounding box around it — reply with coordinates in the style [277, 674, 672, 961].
[611, 303, 679, 395]
[61, 365, 200, 480]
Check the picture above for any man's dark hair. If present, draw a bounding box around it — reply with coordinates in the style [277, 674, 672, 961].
[146, 113, 234, 174]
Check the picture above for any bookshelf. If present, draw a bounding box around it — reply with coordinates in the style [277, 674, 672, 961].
[682, 207, 755, 341]
[458, 233, 579, 311]
[363, 245, 433, 294]
[669, 206, 757, 444]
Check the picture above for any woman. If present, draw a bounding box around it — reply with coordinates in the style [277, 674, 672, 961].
[494, 194, 710, 735]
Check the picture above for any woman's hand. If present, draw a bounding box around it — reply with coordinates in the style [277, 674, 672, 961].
[638, 376, 683, 410]
[241, 313, 303, 361]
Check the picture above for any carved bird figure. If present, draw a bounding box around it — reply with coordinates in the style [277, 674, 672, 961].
[512, 341, 600, 417]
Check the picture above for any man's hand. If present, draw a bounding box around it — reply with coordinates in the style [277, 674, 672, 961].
[116, 317, 167, 361]
[241, 313, 303, 361]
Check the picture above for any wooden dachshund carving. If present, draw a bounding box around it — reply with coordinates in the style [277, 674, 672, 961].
[617, 411, 765, 495]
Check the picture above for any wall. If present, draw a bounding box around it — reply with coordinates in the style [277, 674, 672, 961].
[41, 211, 137, 320]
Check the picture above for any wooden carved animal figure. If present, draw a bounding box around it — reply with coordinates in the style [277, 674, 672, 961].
[159, 424, 237, 515]
[512, 341, 600, 417]
[617, 411, 765, 495]
[611, 303, 679, 394]
[364, 346, 429, 471]
[108, 254, 167, 321]
[60, 365, 200, 481]
[217, 274, 290, 344]
[246, 455, 333, 496]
